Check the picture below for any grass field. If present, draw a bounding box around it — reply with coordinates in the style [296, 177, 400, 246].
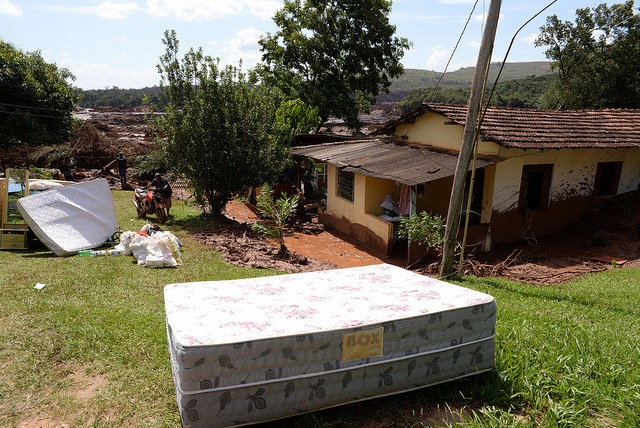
[1, 190, 639, 427]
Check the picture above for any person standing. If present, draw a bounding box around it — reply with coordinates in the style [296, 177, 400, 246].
[116, 152, 127, 188]
[60, 157, 75, 181]
[150, 173, 173, 216]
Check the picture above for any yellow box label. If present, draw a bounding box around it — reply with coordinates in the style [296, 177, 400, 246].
[342, 327, 384, 361]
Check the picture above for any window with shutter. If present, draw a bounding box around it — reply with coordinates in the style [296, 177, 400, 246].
[337, 168, 354, 202]
[593, 162, 622, 196]
[518, 164, 553, 212]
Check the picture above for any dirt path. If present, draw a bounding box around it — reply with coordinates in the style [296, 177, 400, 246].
[224, 200, 386, 268]
[209, 195, 640, 285]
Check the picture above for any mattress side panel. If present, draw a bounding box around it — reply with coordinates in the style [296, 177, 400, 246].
[168, 299, 496, 393]
[174, 339, 495, 427]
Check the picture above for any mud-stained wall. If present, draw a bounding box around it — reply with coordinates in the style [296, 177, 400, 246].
[489, 147, 640, 243]
[492, 147, 640, 213]
[490, 195, 610, 244]
[323, 165, 394, 254]
[322, 137, 640, 252]
[318, 212, 389, 255]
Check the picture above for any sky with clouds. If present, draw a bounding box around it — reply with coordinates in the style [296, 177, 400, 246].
[0, 0, 606, 90]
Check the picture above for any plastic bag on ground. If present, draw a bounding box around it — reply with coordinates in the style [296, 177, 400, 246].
[116, 229, 182, 268]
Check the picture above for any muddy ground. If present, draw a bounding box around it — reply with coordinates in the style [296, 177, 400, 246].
[4, 107, 640, 285]
[206, 192, 640, 285]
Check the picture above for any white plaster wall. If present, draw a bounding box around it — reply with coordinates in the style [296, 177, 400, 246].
[493, 147, 640, 213]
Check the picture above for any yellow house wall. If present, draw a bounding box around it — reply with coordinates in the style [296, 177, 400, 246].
[324, 164, 355, 221]
[493, 147, 640, 213]
[394, 111, 501, 155]
[323, 165, 394, 253]
[364, 176, 400, 215]
[416, 176, 452, 218]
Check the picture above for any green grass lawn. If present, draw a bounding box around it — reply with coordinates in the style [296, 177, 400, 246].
[1, 190, 639, 427]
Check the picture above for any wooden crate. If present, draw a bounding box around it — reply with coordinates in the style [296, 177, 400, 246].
[0, 229, 28, 250]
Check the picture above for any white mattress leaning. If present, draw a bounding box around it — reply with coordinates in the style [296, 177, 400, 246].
[16, 179, 117, 256]
[164, 263, 497, 427]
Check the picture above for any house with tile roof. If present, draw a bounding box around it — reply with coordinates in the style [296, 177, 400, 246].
[292, 103, 640, 258]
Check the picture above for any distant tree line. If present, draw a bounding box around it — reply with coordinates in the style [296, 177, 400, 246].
[77, 86, 164, 109]
[397, 74, 555, 113]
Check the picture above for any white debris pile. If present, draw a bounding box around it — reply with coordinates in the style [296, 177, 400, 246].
[116, 224, 183, 268]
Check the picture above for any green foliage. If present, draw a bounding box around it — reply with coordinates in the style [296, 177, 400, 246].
[0, 40, 78, 148]
[385, 62, 552, 103]
[397, 211, 446, 250]
[155, 30, 291, 216]
[275, 99, 321, 143]
[259, 0, 411, 130]
[536, 1, 640, 109]
[397, 74, 554, 113]
[251, 183, 299, 255]
[77, 86, 163, 108]
[27, 166, 55, 179]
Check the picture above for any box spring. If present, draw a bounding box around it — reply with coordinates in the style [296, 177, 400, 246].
[164, 264, 496, 427]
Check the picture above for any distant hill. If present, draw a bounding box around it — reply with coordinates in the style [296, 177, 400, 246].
[76, 62, 554, 108]
[381, 61, 553, 102]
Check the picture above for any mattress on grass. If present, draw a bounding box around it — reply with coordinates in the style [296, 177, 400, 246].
[16, 179, 117, 256]
[165, 263, 497, 427]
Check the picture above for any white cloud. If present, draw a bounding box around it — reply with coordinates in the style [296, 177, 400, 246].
[244, 0, 281, 20]
[524, 32, 539, 44]
[147, 0, 242, 21]
[146, 0, 281, 21]
[0, 0, 21, 16]
[225, 27, 265, 69]
[44, 2, 141, 20]
[95, 1, 140, 19]
[438, 0, 475, 4]
[70, 61, 158, 89]
[425, 45, 451, 71]
[230, 27, 263, 50]
[425, 45, 476, 72]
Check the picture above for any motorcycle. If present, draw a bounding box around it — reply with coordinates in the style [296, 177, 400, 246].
[132, 188, 166, 224]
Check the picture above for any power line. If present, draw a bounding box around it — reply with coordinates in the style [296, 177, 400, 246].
[400, 0, 481, 140]
[0, 101, 71, 113]
[430, 0, 481, 96]
[482, 0, 559, 117]
[0, 109, 71, 120]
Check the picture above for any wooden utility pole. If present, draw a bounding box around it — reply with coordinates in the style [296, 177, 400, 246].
[440, 0, 502, 278]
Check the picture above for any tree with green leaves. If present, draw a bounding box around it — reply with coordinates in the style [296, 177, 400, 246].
[155, 30, 305, 216]
[258, 0, 411, 131]
[0, 40, 77, 149]
[535, 1, 640, 109]
[398, 211, 446, 253]
[251, 183, 299, 256]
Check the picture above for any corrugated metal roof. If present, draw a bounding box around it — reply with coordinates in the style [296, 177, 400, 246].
[374, 103, 640, 149]
[292, 139, 496, 186]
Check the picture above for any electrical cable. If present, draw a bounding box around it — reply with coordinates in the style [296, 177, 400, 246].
[399, 0, 481, 139]
[0, 102, 71, 113]
[429, 0, 481, 98]
[481, 0, 558, 115]
[0, 109, 71, 120]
